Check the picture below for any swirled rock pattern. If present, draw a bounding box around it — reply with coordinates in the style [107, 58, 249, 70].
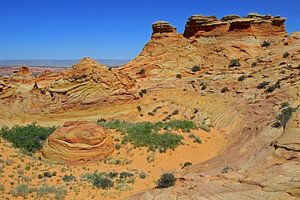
[42, 121, 114, 164]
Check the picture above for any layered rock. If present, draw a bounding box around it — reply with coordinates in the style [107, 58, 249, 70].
[183, 13, 287, 38]
[152, 21, 177, 35]
[42, 121, 114, 164]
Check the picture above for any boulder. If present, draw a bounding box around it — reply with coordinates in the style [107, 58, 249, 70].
[42, 121, 114, 165]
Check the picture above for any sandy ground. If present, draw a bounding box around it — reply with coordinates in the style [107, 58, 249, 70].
[0, 126, 225, 200]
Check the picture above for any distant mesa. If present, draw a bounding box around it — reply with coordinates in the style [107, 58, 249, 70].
[42, 121, 115, 165]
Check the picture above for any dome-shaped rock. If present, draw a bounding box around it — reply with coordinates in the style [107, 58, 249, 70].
[42, 121, 114, 165]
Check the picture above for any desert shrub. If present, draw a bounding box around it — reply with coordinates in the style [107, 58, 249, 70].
[257, 81, 270, 89]
[238, 75, 247, 82]
[191, 65, 201, 72]
[119, 172, 134, 179]
[221, 166, 233, 174]
[124, 124, 183, 150]
[139, 89, 147, 97]
[182, 162, 192, 169]
[221, 87, 229, 93]
[283, 52, 290, 58]
[0, 183, 4, 191]
[200, 82, 207, 90]
[163, 120, 197, 132]
[139, 172, 147, 179]
[98, 120, 201, 151]
[43, 171, 52, 178]
[265, 85, 276, 93]
[281, 102, 289, 109]
[81, 172, 114, 189]
[136, 106, 142, 112]
[62, 175, 76, 182]
[228, 59, 241, 68]
[0, 123, 56, 154]
[156, 173, 176, 188]
[273, 106, 297, 128]
[10, 184, 30, 197]
[261, 40, 271, 47]
[176, 74, 182, 79]
[251, 62, 257, 68]
[36, 184, 67, 200]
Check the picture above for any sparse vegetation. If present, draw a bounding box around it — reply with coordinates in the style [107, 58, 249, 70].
[221, 87, 229, 93]
[191, 65, 201, 72]
[62, 175, 76, 182]
[265, 85, 276, 93]
[257, 81, 270, 89]
[273, 106, 297, 128]
[251, 62, 257, 68]
[98, 120, 201, 151]
[228, 59, 241, 68]
[0, 123, 56, 154]
[283, 52, 290, 58]
[81, 172, 114, 189]
[36, 184, 67, 200]
[139, 89, 147, 97]
[176, 74, 182, 79]
[261, 40, 271, 47]
[156, 173, 176, 188]
[10, 184, 30, 197]
[182, 162, 192, 169]
[238, 75, 247, 82]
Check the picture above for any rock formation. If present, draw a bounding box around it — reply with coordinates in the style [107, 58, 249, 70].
[183, 13, 287, 38]
[42, 121, 114, 164]
[152, 21, 177, 35]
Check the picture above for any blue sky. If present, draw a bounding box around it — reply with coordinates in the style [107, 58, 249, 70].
[0, 0, 299, 59]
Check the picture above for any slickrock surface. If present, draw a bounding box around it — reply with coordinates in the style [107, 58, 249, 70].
[0, 13, 299, 200]
[42, 121, 114, 164]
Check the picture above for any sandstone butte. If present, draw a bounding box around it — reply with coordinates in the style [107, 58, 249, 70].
[0, 13, 299, 200]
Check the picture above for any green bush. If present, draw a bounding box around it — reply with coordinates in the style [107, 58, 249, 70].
[228, 59, 241, 68]
[156, 173, 176, 188]
[238, 75, 247, 82]
[261, 40, 271, 47]
[98, 120, 198, 151]
[191, 65, 201, 72]
[10, 184, 30, 197]
[81, 172, 113, 189]
[36, 184, 67, 200]
[273, 107, 297, 128]
[257, 81, 270, 89]
[283, 52, 290, 58]
[62, 175, 76, 182]
[0, 123, 56, 154]
[221, 87, 229, 93]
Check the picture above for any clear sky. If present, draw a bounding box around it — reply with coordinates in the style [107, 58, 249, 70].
[0, 0, 299, 59]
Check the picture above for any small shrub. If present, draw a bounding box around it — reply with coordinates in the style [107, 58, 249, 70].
[81, 172, 114, 189]
[115, 143, 121, 150]
[251, 62, 257, 68]
[119, 172, 134, 179]
[156, 173, 176, 188]
[200, 82, 207, 90]
[139, 89, 147, 97]
[191, 65, 201, 72]
[261, 40, 271, 47]
[265, 85, 276, 93]
[283, 52, 290, 58]
[221, 166, 233, 174]
[163, 120, 197, 132]
[228, 59, 241, 68]
[93, 177, 113, 189]
[62, 175, 76, 182]
[136, 106, 142, 112]
[43, 171, 52, 178]
[182, 162, 192, 169]
[176, 74, 182, 79]
[221, 87, 229, 93]
[139, 172, 147, 179]
[273, 107, 297, 128]
[0, 123, 56, 154]
[280, 102, 289, 109]
[257, 81, 270, 89]
[36, 184, 67, 200]
[0, 183, 4, 191]
[11, 184, 30, 197]
[238, 75, 247, 82]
